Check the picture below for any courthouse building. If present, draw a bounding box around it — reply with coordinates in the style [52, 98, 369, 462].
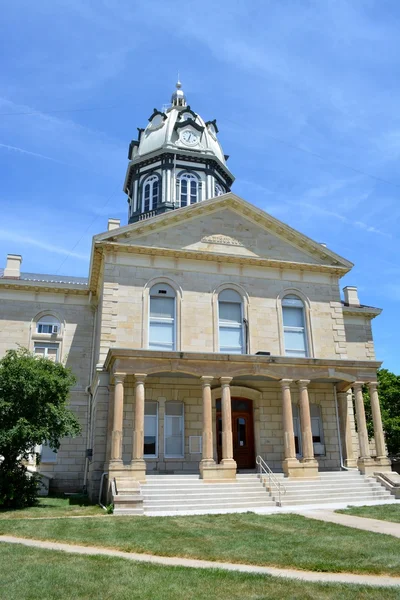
[0, 82, 393, 509]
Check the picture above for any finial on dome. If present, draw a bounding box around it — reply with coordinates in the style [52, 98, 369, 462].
[171, 77, 186, 107]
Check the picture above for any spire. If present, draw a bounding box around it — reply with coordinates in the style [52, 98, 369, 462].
[171, 79, 187, 107]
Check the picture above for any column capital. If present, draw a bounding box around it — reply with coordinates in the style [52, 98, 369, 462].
[368, 381, 378, 390]
[114, 373, 126, 384]
[280, 378, 293, 389]
[134, 373, 147, 383]
[219, 376, 233, 386]
[296, 379, 310, 389]
[353, 381, 365, 391]
[201, 376, 214, 387]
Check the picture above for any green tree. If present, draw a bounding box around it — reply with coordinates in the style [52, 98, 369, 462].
[0, 348, 80, 508]
[364, 368, 400, 456]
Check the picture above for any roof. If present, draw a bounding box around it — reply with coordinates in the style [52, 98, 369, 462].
[341, 300, 382, 317]
[0, 269, 88, 286]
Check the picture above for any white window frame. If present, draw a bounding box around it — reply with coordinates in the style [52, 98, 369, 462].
[40, 443, 57, 463]
[144, 401, 159, 458]
[282, 295, 308, 357]
[164, 402, 185, 458]
[34, 342, 60, 362]
[214, 182, 224, 196]
[218, 289, 244, 354]
[148, 283, 176, 351]
[36, 316, 60, 335]
[179, 173, 198, 207]
[142, 175, 159, 213]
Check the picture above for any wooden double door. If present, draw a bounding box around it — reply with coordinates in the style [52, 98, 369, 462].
[216, 398, 255, 469]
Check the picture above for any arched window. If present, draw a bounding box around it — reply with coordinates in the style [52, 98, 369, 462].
[179, 173, 198, 207]
[36, 315, 60, 335]
[142, 175, 159, 212]
[215, 182, 224, 197]
[149, 283, 176, 351]
[218, 289, 244, 354]
[282, 295, 307, 357]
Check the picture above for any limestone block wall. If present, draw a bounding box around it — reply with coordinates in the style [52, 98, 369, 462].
[96, 250, 354, 364]
[0, 287, 93, 492]
[343, 314, 376, 360]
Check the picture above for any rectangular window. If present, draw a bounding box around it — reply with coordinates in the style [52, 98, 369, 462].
[41, 443, 57, 463]
[219, 301, 244, 354]
[37, 323, 59, 334]
[283, 306, 307, 357]
[34, 342, 59, 362]
[164, 402, 184, 458]
[149, 296, 175, 350]
[144, 401, 158, 457]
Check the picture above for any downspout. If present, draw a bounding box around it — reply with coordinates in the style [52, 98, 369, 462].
[83, 292, 97, 493]
[333, 384, 357, 471]
[243, 318, 249, 354]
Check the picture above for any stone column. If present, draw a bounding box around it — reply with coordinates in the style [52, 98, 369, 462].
[353, 382, 375, 474]
[337, 390, 357, 468]
[220, 377, 237, 473]
[131, 373, 147, 482]
[297, 380, 318, 477]
[201, 376, 215, 465]
[110, 373, 126, 463]
[280, 379, 298, 466]
[369, 382, 391, 469]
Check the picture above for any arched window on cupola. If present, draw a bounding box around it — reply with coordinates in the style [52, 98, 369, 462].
[142, 175, 159, 213]
[215, 182, 224, 197]
[179, 173, 198, 207]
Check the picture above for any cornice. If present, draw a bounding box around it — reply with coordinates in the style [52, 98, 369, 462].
[0, 279, 89, 295]
[342, 306, 382, 319]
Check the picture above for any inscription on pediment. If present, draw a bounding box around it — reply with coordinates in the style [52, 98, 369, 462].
[201, 234, 244, 247]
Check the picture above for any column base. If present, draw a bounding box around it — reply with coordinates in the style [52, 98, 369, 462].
[201, 460, 237, 481]
[374, 457, 392, 470]
[357, 457, 376, 475]
[107, 460, 147, 483]
[344, 458, 358, 468]
[283, 458, 319, 478]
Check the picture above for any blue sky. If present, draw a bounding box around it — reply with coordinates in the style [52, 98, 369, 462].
[1, 0, 399, 372]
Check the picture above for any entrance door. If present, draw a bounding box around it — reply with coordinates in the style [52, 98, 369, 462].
[216, 398, 255, 469]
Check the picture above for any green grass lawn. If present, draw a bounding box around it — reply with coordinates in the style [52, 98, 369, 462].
[1, 542, 398, 600]
[0, 495, 105, 519]
[337, 504, 400, 523]
[1, 512, 400, 575]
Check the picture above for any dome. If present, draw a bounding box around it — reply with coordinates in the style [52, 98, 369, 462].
[132, 81, 228, 167]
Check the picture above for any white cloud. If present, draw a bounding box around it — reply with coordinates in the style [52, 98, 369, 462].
[0, 229, 88, 260]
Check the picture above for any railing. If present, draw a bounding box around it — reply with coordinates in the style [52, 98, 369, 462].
[256, 455, 286, 506]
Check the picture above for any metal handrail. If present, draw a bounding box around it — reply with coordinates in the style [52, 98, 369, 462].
[256, 455, 286, 506]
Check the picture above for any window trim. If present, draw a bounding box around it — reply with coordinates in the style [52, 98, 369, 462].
[178, 172, 199, 207]
[141, 174, 160, 213]
[276, 289, 314, 358]
[217, 289, 245, 354]
[143, 278, 182, 351]
[164, 402, 185, 458]
[212, 283, 250, 354]
[144, 401, 159, 458]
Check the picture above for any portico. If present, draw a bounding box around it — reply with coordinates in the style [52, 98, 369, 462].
[103, 349, 390, 484]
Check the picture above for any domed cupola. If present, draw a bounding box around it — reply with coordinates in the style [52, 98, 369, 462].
[123, 81, 235, 223]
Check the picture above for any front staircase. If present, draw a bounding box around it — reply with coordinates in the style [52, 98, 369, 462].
[137, 470, 396, 515]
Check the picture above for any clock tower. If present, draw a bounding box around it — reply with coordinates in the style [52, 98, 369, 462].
[123, 81, 235, 223]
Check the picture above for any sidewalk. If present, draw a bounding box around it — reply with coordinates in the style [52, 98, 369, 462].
[1, 534, 399, 588]
[296, 509, 400, 538]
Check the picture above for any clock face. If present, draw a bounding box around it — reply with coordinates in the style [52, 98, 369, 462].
[180, 129, 199, 146]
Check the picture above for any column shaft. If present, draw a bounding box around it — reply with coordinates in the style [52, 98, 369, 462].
[297, 380, 316, 462]
[353, 382, 371, 459]
[280, 379, 296, 460]
[132, 374, 147, 461]
[110, 374, 125, 461]
[337, 390, 357, 467]
[220, 377, 234, 463]
[369, 382, 387, 460]
[201, 377, 214, 463]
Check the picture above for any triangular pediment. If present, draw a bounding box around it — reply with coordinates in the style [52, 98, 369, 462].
[94, 194, 352, 269]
